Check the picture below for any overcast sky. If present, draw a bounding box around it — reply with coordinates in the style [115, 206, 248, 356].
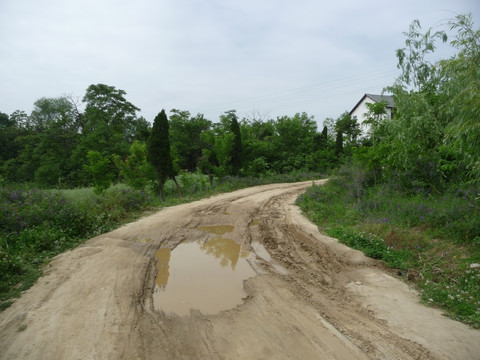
[0, 0, 478, 126]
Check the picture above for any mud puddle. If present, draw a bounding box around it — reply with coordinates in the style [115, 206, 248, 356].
[153, 225, 255, 316]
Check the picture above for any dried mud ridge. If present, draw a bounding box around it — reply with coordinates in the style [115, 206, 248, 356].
[1, 181, 479, 359]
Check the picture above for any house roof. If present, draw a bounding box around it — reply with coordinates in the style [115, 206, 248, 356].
[365, 94, 395, 108]
[349, 93, 395, 115]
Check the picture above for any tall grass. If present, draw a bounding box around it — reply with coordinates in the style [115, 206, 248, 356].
[297, 166, 480, 244]
[296, 165, 480, 328]
[0, 185, 155, 310]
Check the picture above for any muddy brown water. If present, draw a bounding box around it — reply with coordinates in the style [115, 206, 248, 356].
[153, 225, 256, 315]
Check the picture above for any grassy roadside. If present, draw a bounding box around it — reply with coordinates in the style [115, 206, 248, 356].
[296, 169, 480, 329]
[0, 172, 323, 311]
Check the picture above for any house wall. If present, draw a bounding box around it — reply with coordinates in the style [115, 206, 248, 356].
[351, 98, 392, 123]
[351, 97, 392, 133]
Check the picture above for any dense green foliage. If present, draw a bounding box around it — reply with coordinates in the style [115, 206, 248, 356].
[358, 14, 480, 190]
[0, 85, 149, 188]
[297, 14, 480, 328]
[169, 109, 211, 172]
[0, 185, 154, 310]
[0, 93, 339, 189]
[113, 141, 156, 190]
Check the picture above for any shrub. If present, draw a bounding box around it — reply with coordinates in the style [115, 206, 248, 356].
[0, 188, 81, 236]
[327, 227, 413, 269]
[0, 184, 156, 310]
[297, 164, 480, 327]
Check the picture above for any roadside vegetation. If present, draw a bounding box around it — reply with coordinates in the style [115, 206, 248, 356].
[0, 185, 152, 310]
[297, 169, 480, 328]
[298, 14, 480, 328]
[0, 12, 478, 330]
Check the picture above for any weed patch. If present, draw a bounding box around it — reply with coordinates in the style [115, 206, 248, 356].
[296, 168, 480, 328]
[0, 185, 155, 310]
[327, 227, 414, 269]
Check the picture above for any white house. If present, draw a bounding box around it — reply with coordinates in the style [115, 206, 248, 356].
[349, 93, 395, 125]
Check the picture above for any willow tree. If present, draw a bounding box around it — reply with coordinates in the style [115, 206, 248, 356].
[440, 13, 480, 183]
[147, 110, 181, 199]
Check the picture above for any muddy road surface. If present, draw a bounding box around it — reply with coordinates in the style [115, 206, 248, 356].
[1, 181, 479, 359]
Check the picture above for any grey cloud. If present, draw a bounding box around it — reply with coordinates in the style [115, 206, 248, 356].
[0, 0, 478, 124]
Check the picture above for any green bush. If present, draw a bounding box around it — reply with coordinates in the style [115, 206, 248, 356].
[0, 188, 82, 236]
[327, 227, 413, 269]
[0, 184, 156, 309]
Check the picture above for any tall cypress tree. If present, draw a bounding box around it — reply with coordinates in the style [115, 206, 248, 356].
[322, 125, 328, 143]
[147, 110, 181, 199]
[335, 130, 343, 156]
[229, 111, 242, 176]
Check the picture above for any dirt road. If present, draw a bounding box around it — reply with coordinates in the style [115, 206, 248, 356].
[1, 181, 479, 359]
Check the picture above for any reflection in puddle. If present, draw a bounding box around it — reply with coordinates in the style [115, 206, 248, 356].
[199, 236, 250, 270]
[154, 235, 255, 316]
[155, 248, 171, 290]
[197, 225, 234, 236]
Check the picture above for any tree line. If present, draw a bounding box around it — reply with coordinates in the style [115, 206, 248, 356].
[1, 13, 478, 197]
[0, 85, 343, 194]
